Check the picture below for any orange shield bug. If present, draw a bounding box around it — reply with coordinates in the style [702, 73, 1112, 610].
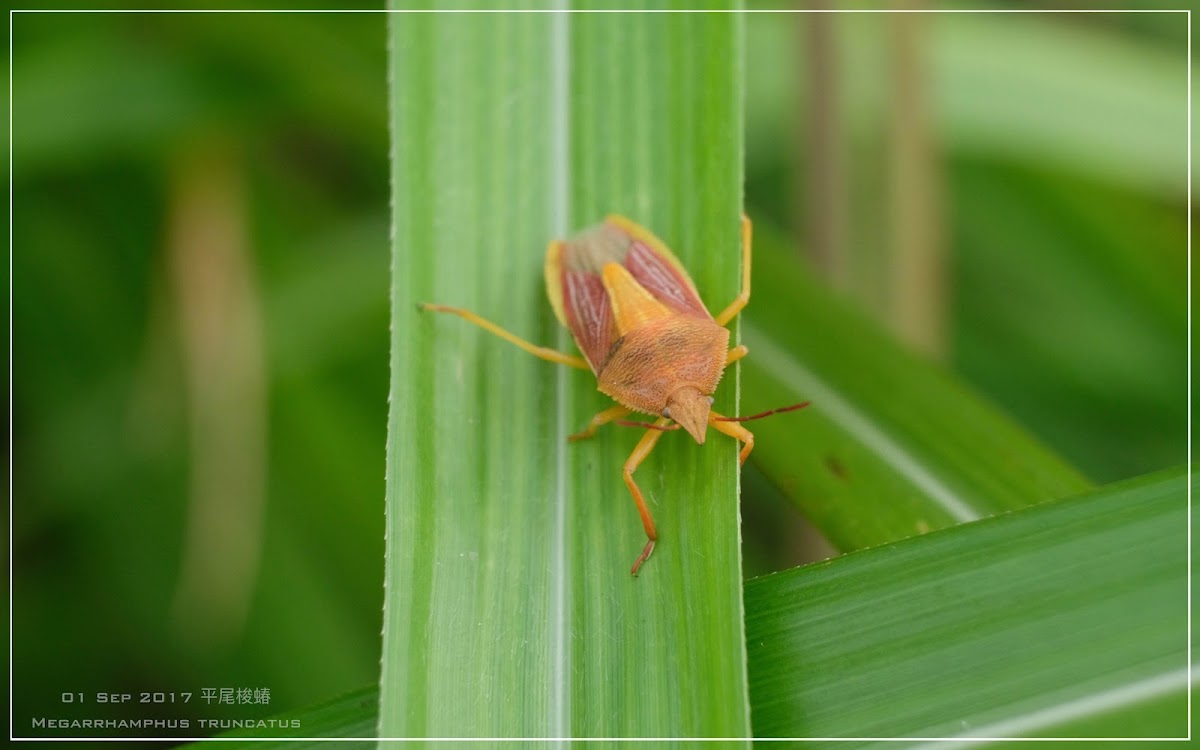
[420, 215, 806, 575]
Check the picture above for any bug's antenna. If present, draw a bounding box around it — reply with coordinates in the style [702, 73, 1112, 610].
[617, 402, 810, 431]
[713, 402, 810, 423]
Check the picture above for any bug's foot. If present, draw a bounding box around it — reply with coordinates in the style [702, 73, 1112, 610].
[630, 539, 656, 576]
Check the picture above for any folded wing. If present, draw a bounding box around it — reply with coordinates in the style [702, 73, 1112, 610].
[545, 216, 711, 373]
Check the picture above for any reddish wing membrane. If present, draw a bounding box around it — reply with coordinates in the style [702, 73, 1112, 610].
[560, 265, 614, 373]
[607, 215, 710, 320]
[622, 237, 709, 318]
[545, 215, 711, 372]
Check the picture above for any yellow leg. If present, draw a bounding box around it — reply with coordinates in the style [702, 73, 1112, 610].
[725, 345, 749, 366]
[709, 411, 755, 465]
[714, 214, 752, 327]
[568, 405, 632, 442]
[623, 417, 670, 576]
[419, 303, 589, 370]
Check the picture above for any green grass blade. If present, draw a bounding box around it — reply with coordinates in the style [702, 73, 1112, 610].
[383, 6, 749, 740]
[745, 466, 1190, 741]
[740, 222, 1092, 551]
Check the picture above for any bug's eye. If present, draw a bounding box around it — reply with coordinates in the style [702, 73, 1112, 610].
[707, 396, 715, 405]
[662, 407, 671, 418]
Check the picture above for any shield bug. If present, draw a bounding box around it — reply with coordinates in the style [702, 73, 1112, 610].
[420, 215, 806, 575]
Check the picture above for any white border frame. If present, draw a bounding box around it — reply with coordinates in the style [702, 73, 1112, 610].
[7, 6, 1192, 745]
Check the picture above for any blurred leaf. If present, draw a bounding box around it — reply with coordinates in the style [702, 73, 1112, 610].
[383, 5, 749, 740]
[265, 214, 390, 380]
[745, 12, 1189, 197]
[745, 466, 1190, 741]
[739, 222, 1091, 553]
[951, 160, 1187, 483]
[744, 11, 1187, 494]
[13, 12, 390, 734]
[11, 13, 386, 177]
[927, 13, 1189, 196]
[12, 18, 201, 173]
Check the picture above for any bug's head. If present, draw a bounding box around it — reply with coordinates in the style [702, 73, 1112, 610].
[665, 387, 714, 444]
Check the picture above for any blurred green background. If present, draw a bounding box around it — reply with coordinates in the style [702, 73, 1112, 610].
[10, 6, 1189, 740]
[13, 10, 389, 737]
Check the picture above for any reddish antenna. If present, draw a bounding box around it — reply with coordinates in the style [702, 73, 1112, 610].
[715, 402, 809, 422]
[618, 402, 810, 431]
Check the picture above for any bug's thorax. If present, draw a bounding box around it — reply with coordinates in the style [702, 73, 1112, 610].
[595, 315, 729, 423]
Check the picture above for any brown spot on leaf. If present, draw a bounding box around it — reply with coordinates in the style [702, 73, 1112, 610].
[825, 455, 849, 480]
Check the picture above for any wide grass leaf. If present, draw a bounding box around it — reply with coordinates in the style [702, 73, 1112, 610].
[382, 6, 749, 741]
[745, 466, 1189, 742]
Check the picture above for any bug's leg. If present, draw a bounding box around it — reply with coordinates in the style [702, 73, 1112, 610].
[709, 411, 755, 465]
[568, 405, 633, 442]
[419, 303, 589, 369]
[725, 345, 749, 366]
[714, 214, 752, 327]
[624, 418, 670, 576]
